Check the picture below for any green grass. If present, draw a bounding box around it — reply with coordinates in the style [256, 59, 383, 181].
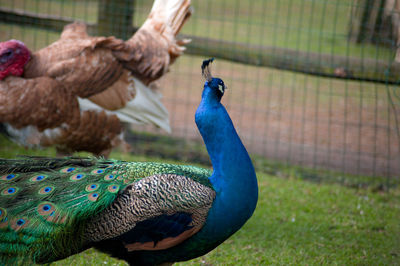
[1, 135, 399, 265]
[182, 175, 400, 265]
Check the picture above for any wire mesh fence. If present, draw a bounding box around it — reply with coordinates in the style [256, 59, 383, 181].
[0, 0, 399, 179]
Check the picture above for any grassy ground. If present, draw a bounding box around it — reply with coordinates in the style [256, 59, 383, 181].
[1, 135, 399, 265]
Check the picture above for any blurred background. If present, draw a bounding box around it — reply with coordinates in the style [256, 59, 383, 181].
[1, 0, 399, 183]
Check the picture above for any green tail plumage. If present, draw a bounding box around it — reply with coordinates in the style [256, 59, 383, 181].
[0, 157, 212, 264]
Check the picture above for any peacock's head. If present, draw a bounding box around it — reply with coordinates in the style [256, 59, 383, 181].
[201, 58, 227, 99]
[0, 40, 31, 81]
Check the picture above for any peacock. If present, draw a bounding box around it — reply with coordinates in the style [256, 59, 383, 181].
[0, 59, 258, 265]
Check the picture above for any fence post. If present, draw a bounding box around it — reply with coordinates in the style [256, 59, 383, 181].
[348, 0, 394, 45]
[97, 0, 134, 40]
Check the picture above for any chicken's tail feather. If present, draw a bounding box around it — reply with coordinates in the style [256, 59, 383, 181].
[149, 0, 192, 36]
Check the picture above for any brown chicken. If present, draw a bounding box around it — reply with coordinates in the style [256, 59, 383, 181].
[0, 0, 192, 156]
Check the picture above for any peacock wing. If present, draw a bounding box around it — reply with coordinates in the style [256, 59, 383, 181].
[0, 158, 213, 264]
[113, 0, 192, 85]
[86, 172, 216, 253]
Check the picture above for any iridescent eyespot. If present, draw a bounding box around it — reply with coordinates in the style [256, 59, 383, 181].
[91, 169, 104, 174]
[37, 202, 66, 223]
[10, 217, 29, 231]
[60, 167, 76, 173]
[2, 187, 19, 196]
[88, 192, 99, 202]
[37, 202, 56, 216]
[107, 184, 119, 193]
[70, 173, 85, 181]
[104, 174, 115, 181]
[30, 174, 47, 182]
[39, 186, 54, 195]
[1, 174, 18, 181]
[117, 175, 124, 180]
[85, 184, 99, 192]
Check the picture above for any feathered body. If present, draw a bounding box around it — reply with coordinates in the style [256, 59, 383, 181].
[0, 157, 214, 264]
[0, 0, 192, 155]
[0, 59, 258, 265]
[0, 75, 79, 131]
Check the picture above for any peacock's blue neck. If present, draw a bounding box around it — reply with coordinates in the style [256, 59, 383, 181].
[195, 82, 258, 239]
[131, 80, 258, 265]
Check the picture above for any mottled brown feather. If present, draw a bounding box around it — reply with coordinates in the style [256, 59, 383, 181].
[23, 23, 126, 98]
[0, 76, 79, 131]
[23, 0, 191, 101]
[85, 174, 216, 249]
[42, 110, 123, 156]
[88, 70, 136, 111]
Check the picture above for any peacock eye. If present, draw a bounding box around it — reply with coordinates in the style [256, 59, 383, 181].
[16, 219, 25, 226]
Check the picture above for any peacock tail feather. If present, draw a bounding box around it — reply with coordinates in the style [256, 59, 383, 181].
[0, 157, 212, 264]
